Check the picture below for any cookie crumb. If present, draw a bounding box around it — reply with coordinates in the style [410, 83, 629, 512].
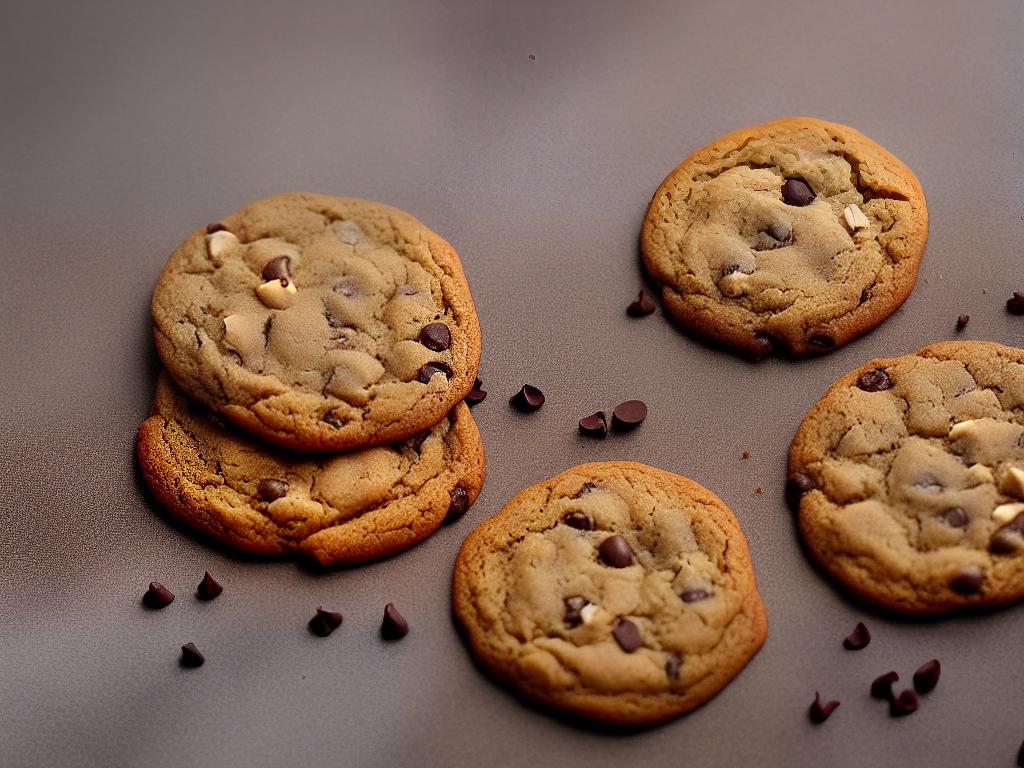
[755, 486, 763, 495]
[741, 451, 750, 460]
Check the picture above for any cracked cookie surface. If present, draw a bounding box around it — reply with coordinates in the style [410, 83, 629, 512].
[152, 192, 481, 451]
[452, 461, 766, 725]
[137, 373, 485, 565]
[641, 117, 927, 358]
[789, 341, 1024, 614]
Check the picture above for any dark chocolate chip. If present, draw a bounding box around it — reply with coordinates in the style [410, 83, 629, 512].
[949, 565, 984, 595]
[509, 384, 545, 412]
[785, 473, 817, 511]
[598, 535, 634, 568]
[1007, 292, 1024, 315]
[913, 659, 941, 694]
[206, 222, 228, 234]
[419, 323, 452, 351]
[143, 582, 174, 609]
[196, 571, 222, 600]
[563, 596, 587, 628]
[309, 607, 343, 637]
[257, 478, 288, 502]
[611, 400, 647, 431]
[938, 507, 968, 528]
[579, 411, 608, 438]
[871, 671, 899, 699]
[990, 529, 1024, 555]
[324, 411, 345, 428]
[381, 603, 409, 640]
[781, 178, 815, 206]
[1018, 739, 1024, 768]
[889, 689, 918, 717]
[576, 482, 599, 497]
[809, 693, 839, 724]
[665, 654, 682, 680]
[564, 512, 595, 530]
[808, 334, 835, 349]
[751, 331, 787, 360]
[612, 618, 643, 652]
[679, 588, 713, 603]
[180, 642, 205, 668]
[857, 369, 893, 392]
[843, 621, 871, 650]
[446, 486, 469, 523]
[260, 255, 292, 283]
[465, 387, 487, 406]
[418, 362, 453, 383]
[860, 289, 871, 304]
[627, 290, 656, 317]
[956, 314, 970, 331]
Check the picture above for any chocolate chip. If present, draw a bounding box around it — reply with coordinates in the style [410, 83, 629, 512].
[206, 222, 228, 234]
[196, 571, 222, 600]
[576, 482, 599, 497]
[679, 588, 713, 603]
[913, 659, 941, 694]
[665, 654, 682, 680]
[1018, 739, 1024, 768]
[612, 618, 643, 652]
[257, 478, 288, 502]
[418, 362, 453, 383]
[808, 334, 835, 349]
[446, 486, 469, 523]
[563, 596, 587, 628]
[990, 529, 1023, 554]
[324, 411, 345, 428]
[381, 603, 409, 640]
[598, 535, 634, 568]
[143, 583, 174, 609]
[180, 642, 205, 668]
[809, 693, 839, 724]
[843, 621, 871, 650]
[419, 323, 451, 351]
[785, 472, 817, 510]
[465, 385, 487, 406]
[751, 331, 788, 360]
[509, 385, 544, 412]
[627, 290, 656, 317]
[579, 411, 608, 438]
[949, 565, 984, 595]
[564, 512, 595, 530]
[889, 689, 918, 717]
[611, 400, 647, 431]
[857, 369, 893, 392]
[1007, 292, 1024, 315]
[781, 178, 815, 206]
[871, 671, 899, 699]
[956, 314, 970, 331]
[260, 255, 292, 283]
[938, 507, 968, 528]
[308, 607, 343, 637]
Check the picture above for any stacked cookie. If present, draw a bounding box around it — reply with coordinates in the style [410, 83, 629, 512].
[137, 192, 485, 565]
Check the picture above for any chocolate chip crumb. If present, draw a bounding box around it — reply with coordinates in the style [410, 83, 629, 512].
[889, 689, 918, 716]
[785, 473, 817, 510]
[446, 486, 470, 523]
[612, 618, 643, 652]
[309, 607, 343, 637]
[782, 179, 815, 206]
[949, 565, 984, 595]
[598, 535, 634, 568]
[563, 512, 595, 530]
[196, 571, 222, 600]
[809, 692, 839, 723]
[257, 478, 288, 502]
[1007, 292, 1024, 315]
[857, 369, 893, 392]
[956, 314, 970, 330]
[418, 323, 452, 351]
[843, 622, 871, 650]
[509, 385, 545, 412]
[578, 411, 608, 438]
[180, 642, 205, 668]
[871, 671, 899, 699]
[626, 290, 656, 317]
[611, 400, 647, 431]
[381, 603, 409, 640]
[143, 582, 174, 609]
[913, 659, 941, 694]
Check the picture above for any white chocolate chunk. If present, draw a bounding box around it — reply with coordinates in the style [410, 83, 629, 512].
[967, 463, 995, 485]
[206, 230, 239, 257]
[843, 204, 870, 231]
[948, 420, 977, 440]
[1001, 466, 1024, 499]
[256, 278, 297, 309]
[580, 603, 598, 625]
[719, 270, 750, 298]
[993, 502, 1024, 524]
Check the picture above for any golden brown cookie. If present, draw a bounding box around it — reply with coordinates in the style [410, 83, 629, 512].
[641, 117, 927, 358]
[788, 341, 1024, 614]
[151, 192, 481, 451]
[452, 462, 766, 725]
[137, 373, 485, 565]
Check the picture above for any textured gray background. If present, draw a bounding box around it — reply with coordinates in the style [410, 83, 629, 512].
[2, 1, 1024, 766]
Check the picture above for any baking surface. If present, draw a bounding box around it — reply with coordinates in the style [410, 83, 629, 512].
[2, 1, 1023, 766]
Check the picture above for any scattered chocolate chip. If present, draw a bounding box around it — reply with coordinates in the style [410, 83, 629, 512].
[196, 571, 222, 600]
[564, 512, 595, 530]
[418, 362, 453, 383]
[465, 383, 487, 406]
[180, 642, 205, 668]
[446, 486, 469, 523]
[890, 689, 918, 717]
[809, 693, 839, 724]
[857, 369, 893, 392]
[1007, 292, 1024, 315]
[843, 622, 871, 650]
[781, 178, 815, 206]
[257, 478, 288, 502]
[913, 659, 941, 694]
[938, 507, 968, 528]
[579, 411, 608, 438]
[206, 222, 228, 234]
[1018, 739, 1024, 768]
[665, 654, 682, 680]
[418, 323, 451, 351]
[381, 603, 409, 640]
[598, 535, 634, 568]
[528, 53, 536, 61]
[627, 290, 656, 317]
[679, 588, 713, 603]
[808, 334, 835, 349]
[611, 400, 647, 431]
[143, 583, 174, 609]
[612, 618, 643, 652]
[871, 671, 899, 699]
[308, 607, 343, 637]
[949, 565, 984, 595]
[785, 473, 817, 510]
[260, 255, 292, 283]
[563, 596, 587, 628]
[509, 384, 545, 412]
[956, 314, 970, 331]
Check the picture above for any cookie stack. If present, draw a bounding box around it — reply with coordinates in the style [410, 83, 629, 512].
[137, 192, 485, 565]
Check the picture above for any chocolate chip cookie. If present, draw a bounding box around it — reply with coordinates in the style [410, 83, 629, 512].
[452, 462, 766, 725]
[152, 192, 481, 451]
[789, 341, 1024, 614]
[137, 373, 485, 565]
[641, 117, 928, 358]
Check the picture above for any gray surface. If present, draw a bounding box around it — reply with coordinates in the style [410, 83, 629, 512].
[2, 1, 1023, 766]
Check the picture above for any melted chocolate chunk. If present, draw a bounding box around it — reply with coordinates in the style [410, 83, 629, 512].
[563, 596, 587, 628]
[143, 582, 175, 609]
[196, 571, 222, 600]
[180, 642, 205, 668]
[578, 411, 608, 438]
[781, 178, 815, 206]
[1007, 292, 1024, 315]
[785, 473, 817, 511]
[598, 535, 634, 568]
[913, 659, 941, 694]
[939, 507, 969, 528]
[419, 323, 452, 351]
[626, 290, 656, 317]
[260, 255, 292, 283]
[257, 478, 288, 502]
[871, 671, 899, 699]
[612, 618, 643, 652]
[857, 368, 893, 392]
[679, 588, 713, 603]
[446, 486, 469, 523]
[843, 621, 871, 650]
[381, 603, 409, 640]
[509, 385, 545, 412]
[611, 400, 647, 431]
[949, 566, 984, 595]
[308, 607, 343, 637]
[418, 362, 453, 383]
[563, 512, 595, 530]
[809, 693, 839, 723]
[890, 689, 918, 717]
